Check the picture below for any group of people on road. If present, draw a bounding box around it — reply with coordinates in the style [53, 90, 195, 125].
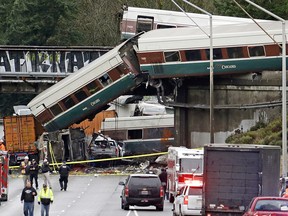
[21, 181, 53, 216]
[20, 158, 71, 216]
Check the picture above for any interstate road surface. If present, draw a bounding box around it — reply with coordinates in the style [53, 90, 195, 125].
[1, 174, 173, 216]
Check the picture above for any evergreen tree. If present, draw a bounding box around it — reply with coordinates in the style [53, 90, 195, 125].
[214, 0, 288, 20]
[5, 0, 77, 45]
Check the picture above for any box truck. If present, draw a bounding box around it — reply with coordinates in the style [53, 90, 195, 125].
[202, 144, 280, 216]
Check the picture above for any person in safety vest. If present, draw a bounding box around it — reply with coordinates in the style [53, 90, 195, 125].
[38, 184, 54, 216]
[58, 161, 71, 191]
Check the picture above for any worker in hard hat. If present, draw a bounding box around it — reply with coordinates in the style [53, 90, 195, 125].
[0, 139, 6, 151]
[20, 156, 31, 187]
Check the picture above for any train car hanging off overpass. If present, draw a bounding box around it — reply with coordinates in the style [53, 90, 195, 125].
[27, 33, 146, 132]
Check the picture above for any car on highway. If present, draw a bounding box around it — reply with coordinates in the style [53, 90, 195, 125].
[119, 173, 164, 211]
[172, 180, 203, 216]
[243, 196, 288, 216]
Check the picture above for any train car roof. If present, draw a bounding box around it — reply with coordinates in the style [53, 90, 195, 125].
[137, 20, 286, 52]
[27, 40, 129, 109]
[124, 7, 270, 27]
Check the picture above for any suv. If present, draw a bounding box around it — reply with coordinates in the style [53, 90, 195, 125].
[173, 182, 202, 216]
[119, 174, 164, 211]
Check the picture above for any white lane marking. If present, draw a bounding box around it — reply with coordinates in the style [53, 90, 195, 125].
[125, 210, 131, 216]
[133, 209, 139, 216]
[128, 206, 139, 216]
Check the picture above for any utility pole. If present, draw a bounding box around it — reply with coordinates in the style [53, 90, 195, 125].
[171, 0, 214, 143]
[234, 0, 287, 177]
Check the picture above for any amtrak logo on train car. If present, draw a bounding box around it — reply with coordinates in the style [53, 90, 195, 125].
[207, 64, 237, 70]
[222, 64, 236, 69]
[91, 99, 100, 106]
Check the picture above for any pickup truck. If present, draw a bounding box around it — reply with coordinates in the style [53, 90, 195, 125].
[88, 133, 120, 159]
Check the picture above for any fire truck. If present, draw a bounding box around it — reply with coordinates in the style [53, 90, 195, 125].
[167, 146, 203, 203]
[0, 151, 9, 202]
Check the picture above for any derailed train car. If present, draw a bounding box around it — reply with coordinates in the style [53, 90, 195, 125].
[27, 33, 145, 132]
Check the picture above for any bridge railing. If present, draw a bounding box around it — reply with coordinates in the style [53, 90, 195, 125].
[0, 46, 112, 79]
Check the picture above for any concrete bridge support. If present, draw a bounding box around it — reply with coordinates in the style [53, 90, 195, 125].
[174, 72, 284, 148]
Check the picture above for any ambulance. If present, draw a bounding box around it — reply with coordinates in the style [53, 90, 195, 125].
[167, 146, 203, 203]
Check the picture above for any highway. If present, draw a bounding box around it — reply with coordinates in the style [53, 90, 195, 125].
[1, 173, 173, 216]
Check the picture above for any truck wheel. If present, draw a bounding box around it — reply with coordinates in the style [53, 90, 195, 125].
[123, 204, 129, 210]
[1, 194, 8, 201]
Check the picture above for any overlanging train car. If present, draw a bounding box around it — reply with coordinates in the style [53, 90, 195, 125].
[28, 33, 146, 132]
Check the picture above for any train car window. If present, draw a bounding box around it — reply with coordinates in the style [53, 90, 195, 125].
[227, 47, 244, 58]
[164, 51, 180, 62]
[117, 64, 129, 75]
[185, 50, 202, 61]
[205, 48, 223, 59]
[136, 15, 154, 33]
[86, 81, 101, 95]
[248, 46, 265, 57]
[62, 95, 75, 109]
[128, 129, 142, 139]
[38, 110, 53, 124]
[156, 24, 176, 29]
[99, 73, 112, 87]
[108, 68, 121, 81]
[74, 89, 88, 102]
[50, 103, 63, 117]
